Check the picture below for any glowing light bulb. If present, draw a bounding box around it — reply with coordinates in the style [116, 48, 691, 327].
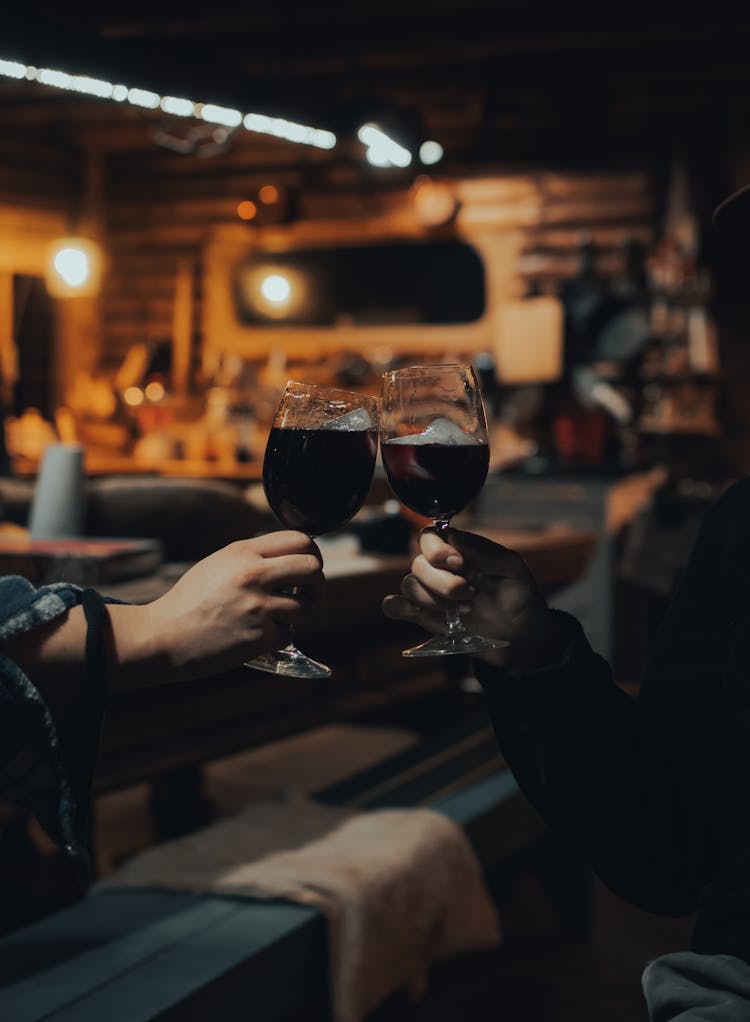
[127, 87, 160, 109]
[419, 140, 444, 165]
[161, 96, 196, 117]
[201, 103, 242, 127]
[260, 274, 291, 304]
[1, 52, 337, 151]
[357, 123, 412, 168]
[53, 247, 90, 288]
[0, 59, 26, 79]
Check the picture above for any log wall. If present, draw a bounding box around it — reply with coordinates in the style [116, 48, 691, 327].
[99, 136, 656, 374]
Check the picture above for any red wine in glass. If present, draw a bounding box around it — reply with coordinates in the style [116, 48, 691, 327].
[380, 440, 489, 522]
[245, 382, 379, 679]
[264, 426, 378, 536]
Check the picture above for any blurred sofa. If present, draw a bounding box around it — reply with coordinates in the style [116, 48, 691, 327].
[0, 475, 273, 561]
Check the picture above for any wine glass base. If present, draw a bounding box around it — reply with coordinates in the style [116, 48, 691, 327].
[244, 648, 332, 679]
[403, 633, 509, 658]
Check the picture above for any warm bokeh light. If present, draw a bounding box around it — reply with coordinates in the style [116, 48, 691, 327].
[258, 184, 280, 205]
[45, 237, 103, 298]
[53, 248, 90, 288]
[260, 273, 292, 304]
[145, 381, 166, 402]
[236, 265, 306, 319]
[123, 387, 145, 407]
[237, 200, 257, 221]
[372, 345, 395, 366]
[412, 177, 458, 226]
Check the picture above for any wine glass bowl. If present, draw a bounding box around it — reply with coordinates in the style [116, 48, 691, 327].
[263, 387, 379, 537]
[245, 381, 379, 678]
[379, 363, 508, 657]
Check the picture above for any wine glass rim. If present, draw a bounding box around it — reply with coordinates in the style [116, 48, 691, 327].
[382, 362, 474, 380]
[283, 380, 377, 405]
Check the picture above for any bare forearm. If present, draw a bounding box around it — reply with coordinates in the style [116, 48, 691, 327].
[1, 532, 326, 706]
[3, 602, 171, 704]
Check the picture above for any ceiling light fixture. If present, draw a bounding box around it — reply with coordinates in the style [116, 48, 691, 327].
[419, 140, 444, 165]
[45, 237, 103, 298]
[0, 56, 337, 151]
[358, 123, 412, 168]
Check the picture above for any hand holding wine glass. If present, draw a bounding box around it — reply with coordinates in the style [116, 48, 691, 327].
[245, 381, 379, 678]
[383, 527, 564, 670]
[379, 363, 508, 657]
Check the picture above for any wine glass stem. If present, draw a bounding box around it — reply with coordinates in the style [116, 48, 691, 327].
[435, 518, 468, 638]
[284, 623, 299, 653]
[282, 585, 304, 654]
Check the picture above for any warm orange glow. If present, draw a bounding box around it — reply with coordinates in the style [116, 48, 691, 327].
[123, 386, 145, 406]
[236, 265, 306, 319]
[237, 200, 257, 221]
[258, 184, 280, 205]
[145, 381, 166, 402]
[45, 236, 104, 298]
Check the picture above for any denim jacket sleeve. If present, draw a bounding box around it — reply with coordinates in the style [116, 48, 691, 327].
[0, 576, 103, 859]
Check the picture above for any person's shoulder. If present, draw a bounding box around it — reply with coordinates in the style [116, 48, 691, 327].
[701, 477, 750, 527]
[716, 476, 750, 505]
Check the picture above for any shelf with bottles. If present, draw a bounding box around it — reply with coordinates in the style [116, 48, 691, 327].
[641, 302, 719, 376]
[637, 418, 721, 437]
[635, 371, 721, 386]
[637, 373, 720, 437]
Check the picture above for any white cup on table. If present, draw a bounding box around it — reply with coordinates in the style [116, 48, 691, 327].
[28, 443, 85, 539]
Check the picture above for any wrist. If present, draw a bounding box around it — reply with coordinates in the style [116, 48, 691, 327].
[105, 603, 174, 692]
[478, 606, 565, 675]
[520, 607, 565, 670]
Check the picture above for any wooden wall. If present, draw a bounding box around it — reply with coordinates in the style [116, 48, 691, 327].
[0, 135, 86, 409]
[98, 135, 656, 376]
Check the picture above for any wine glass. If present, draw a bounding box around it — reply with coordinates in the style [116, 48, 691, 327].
[379, 363, 508, 657]
[245, 381, 379, 678]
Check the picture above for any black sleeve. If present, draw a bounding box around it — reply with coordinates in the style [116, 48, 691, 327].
[478, 477, 750, 917]
[54, 588, 110, 854]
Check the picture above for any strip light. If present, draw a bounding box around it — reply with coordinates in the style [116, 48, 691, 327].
[0, 56, 337, 150]
[357, 123, 412, 168]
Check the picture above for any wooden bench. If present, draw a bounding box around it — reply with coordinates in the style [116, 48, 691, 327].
[0, 709, 591, 1021]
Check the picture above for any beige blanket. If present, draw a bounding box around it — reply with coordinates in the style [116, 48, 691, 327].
[96, 791, 500, 1022]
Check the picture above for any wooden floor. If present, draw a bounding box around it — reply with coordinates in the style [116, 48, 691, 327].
[366, 877, 695, 1021]
[11, 722, 696, 1021]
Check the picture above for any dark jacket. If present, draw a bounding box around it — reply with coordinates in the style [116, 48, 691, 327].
[477, 476, 750, 962]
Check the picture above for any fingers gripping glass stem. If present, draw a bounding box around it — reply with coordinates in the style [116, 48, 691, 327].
[402, 519, 508, 658]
